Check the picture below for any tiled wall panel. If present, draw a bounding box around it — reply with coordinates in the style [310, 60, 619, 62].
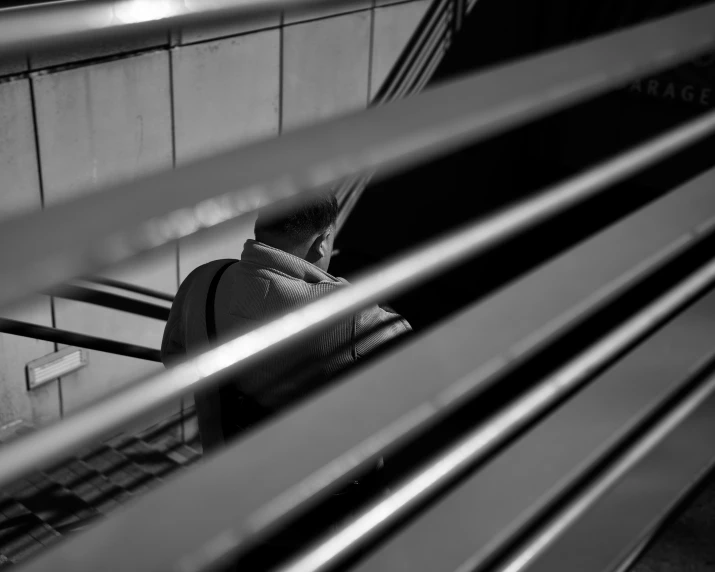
[284, 0, 371, 25]
[29, 34, 168, 70]
[50, 302, 166, 415]
[375, 0, 414, 6]
[178, 0, 280, 45]
[32, 51, 176, 415]
[0, 80, 42, 221]
[33, 51, 176, 291]
[32, 52, 173, 206]
[0, 57, 28, 78]
[173, 30, 280, 279]
[0, 78, 60, 427]
[0, 0, 434, 431]
[282, 12, 371, 130]
[371, 0, 431, 97]
[172, 31, 280, 162]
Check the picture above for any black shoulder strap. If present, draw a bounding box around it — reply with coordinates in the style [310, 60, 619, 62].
[205, 260, 237, 344]
[203, 260, 265, 439]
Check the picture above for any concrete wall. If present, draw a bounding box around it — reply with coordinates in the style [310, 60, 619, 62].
[0, 0, 432, 433]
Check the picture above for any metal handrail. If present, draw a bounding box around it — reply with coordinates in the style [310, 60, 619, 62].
[48, 282, 171, 321]
[0, 318, 161, 362]
[83, 276, 174, 302]
[19, 167, 715, 572]
[334, 0, 453, 231]
[275, 254, 715, 572]
[0, 0, 363, 56]
[488, 361, 715, 572]
[0, 4, 712, 570]
[0, 106, 714, 491]
[1, 3, 714, 311]
[448, 352, 715, 572]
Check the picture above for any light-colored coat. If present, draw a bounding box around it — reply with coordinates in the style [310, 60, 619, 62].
[162, 240, 411, 450]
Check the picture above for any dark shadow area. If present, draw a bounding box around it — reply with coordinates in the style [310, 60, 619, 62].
[333, 0, 715, 334]
[222, 220, 715, 572]
[329, 2, 715, 571]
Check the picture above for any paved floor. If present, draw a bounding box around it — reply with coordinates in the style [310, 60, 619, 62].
[632, 474, 715, 572]
[0, 414, 201, 567]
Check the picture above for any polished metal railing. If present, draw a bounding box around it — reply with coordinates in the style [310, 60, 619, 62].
[2, 106, 715, 490]
[0, 317, 161, 361]
[476, 352, 715, 572]
[48, 280, 171, 321]
[275, 237, 715, 572]
[2, 2, 715, 572]
[1, 3, 714, 312]
[84, 276, 174, 302]
[19, 165, 715, 571]
[335, 0, 456, 231]
[0, 270, 172, 360]
[0, 0, 358, 55]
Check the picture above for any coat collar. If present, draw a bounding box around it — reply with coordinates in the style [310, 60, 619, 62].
[240, 240, 338, 284]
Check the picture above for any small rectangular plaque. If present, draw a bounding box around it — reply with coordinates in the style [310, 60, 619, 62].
[26, 347, 88, 390]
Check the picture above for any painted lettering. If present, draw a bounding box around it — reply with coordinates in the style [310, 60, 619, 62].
[663, 83, 676, 99]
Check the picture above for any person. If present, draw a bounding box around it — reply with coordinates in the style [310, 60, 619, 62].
[161, 190, 411, 452]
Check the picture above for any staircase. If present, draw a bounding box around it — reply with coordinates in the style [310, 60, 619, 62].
[0, 413, 201, 566]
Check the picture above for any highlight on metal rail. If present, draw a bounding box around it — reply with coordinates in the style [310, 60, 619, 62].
[1, 1, 715, 571]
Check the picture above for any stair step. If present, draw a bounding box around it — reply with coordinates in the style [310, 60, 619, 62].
[0, 414, 203, 565]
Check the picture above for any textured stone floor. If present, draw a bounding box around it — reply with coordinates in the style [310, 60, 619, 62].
[0, 413, 201, 567]
[631, 474, 715, 572]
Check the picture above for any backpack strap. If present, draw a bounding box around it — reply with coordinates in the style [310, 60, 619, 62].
[205, 260, 236, 344]
[202, 260, 268, 447]
[193, 260, 237, 453]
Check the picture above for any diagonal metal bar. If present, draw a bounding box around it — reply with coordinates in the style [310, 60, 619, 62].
[0, 318, 161, 362]
[83, 276, 175, 302]
[1, 104, 715, 495]
[1, 3, 714, 311]
[275, 254, 715, 572]
[0, 0, 365, 56]
[48, 283, 171, 321]
[488, 364, 715, 572]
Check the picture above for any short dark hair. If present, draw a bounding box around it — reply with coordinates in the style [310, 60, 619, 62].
[255, 190, 338, 244]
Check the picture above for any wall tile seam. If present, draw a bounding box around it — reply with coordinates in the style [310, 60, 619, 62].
[167, 32, 184, 441]
[157, 5, 380, 48]
[366, 6, 376, 105]
[7, 46, 170, 80]
[278, 11, 285, 135]
[176, 20, 282, 48]
[27, 59, 64, 420]
[0, 72, 29, 86]
[0, 0, 427, 81]
[179, 3, 376, 44]
[282, 5, 373, 28]
[374, 0, 424, 7]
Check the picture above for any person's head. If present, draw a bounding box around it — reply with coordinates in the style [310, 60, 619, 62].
[255, 190, 339, 271]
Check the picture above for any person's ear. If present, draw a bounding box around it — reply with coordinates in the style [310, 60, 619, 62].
[316, 229, 331, 257]
[309, 229, 331, 259]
